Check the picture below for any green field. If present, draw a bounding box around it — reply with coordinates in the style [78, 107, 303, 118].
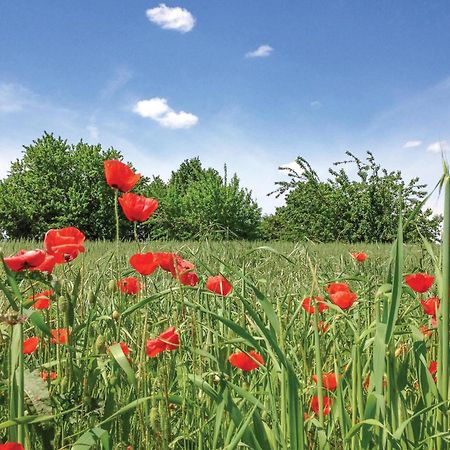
[0, 239, 446, 449]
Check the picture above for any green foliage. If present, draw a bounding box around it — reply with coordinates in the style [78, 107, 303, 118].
[263, 151, 442, 243]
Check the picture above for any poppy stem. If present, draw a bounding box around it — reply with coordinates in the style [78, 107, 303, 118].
[114, 189, 120, 245]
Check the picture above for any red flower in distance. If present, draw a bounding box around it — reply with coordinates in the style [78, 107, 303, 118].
[44, 227, 85, 262]
[302, 296, 328, 314]
[351, 252, 368, 262]
[228, 350, 264, 371]
[117, 277, 142, 295]
[317, 321, 330, 334]
[326, 282, 350, 296]
[40, 371, 57, 381]
[29, 289, 54, 310]
[29, 252, 57, 274]
[419, 325, 433, 338]
[23, 337, 40, 354]
[51, 328, 69, 345]
[0, 443, 24, 450]
[312, 372, 338, 391]
[420, 297, 440, 317]
[130, 252, 160, 276]
[146, 326, 180, 357]
[329, 290, 357, 310]
[119, 193, 158, 222]
[4, 249, 46, 272]
[310, 395, 333, 416]
[104, 160, 141, 192]
[174, 258, 199, 287]
[155, 252, 179, 274]
[429, 361, 437, 381]
[206, 275, 232, 296]
[404, 273, 435, 293]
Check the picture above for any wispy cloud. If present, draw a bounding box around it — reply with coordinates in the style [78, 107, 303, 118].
[133, 97, 198, 129]
[101, 67, 133, 99]
[0, 83, 36, 113]
[403, 140, 422, 148]
[427, 140, 449, 153]
[146, 4, 195, 33]
[310, 101, 322, 110]
[245, 45, 273, 58]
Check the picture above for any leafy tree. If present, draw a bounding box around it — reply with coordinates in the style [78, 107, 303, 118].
[263, 151, 441, 243]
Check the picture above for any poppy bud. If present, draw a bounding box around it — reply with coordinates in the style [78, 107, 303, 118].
[51, 278, 63, 294]
[149, 406, 160, 432]
[59, 296, 69, 313]
[112, 310, 120, 321]
[87, 291, 96, 304]
[107, 280, 117, 293]
[95, 335, 107, 354]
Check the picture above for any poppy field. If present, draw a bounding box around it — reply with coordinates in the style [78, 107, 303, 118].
[1, 160, 450, 450]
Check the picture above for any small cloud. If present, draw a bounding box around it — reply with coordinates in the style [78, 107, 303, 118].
[310, 101, 322, 110]
[101, 67, 133, 99]
[279, 160, 304, 174]
[403, 140, 422, 148]
[427, 140, 449, 153]
[146, 4, 195, 33]
[246, 45, 273, 58]
[0, 83, 35, 113]
[133, 97, 198, 129]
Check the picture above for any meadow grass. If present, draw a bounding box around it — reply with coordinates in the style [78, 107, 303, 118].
[0, 238, 446, 449]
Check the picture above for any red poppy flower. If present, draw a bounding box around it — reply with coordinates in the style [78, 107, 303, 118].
[23, 337, 40, 354]
[419, 325, 433, 338]
[146, 326, 180, 357]
[173, 258, 199, 286]
[317, 321, 330, 334]
[431, 316, 438, 328]
[130, 252, 160, 276]
[104, 160, 141, 192]
[117, 277, 142, 295]
[153, 252, 178, 273]
[302, 296, 328, 314]
[326, 282, 350, 296]
[4, 249, 46, 272]
[0, 443, 24, 450]
[404, 273, 435, 293]
[312, 372, 338, 391]
[178, 270, 199, 287]
[29, 252, 57, 274]
[351, 252, 368, 262]
[329, 290, 357, 310]
[228, 350, 264, 371]
[40, 371, 57, 381]
[206, 275, 233, 296]
[118, 193, 158, 222]
[29, 289, 54, 310]
[420, 297, 440, 317]
[50, 328, 69, 345]
[429, 361, 437, 381]
[310, 395, 333, 416]
[44, 227, 85, 263]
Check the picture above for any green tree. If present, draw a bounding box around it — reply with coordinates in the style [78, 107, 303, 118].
[263, 151, 441, 242]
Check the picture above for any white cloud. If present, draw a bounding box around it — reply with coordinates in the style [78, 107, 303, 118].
[427, 140, 449, 153]
[245, 45, 273, 58]
[133, 97, 198, 129]
[403, 140, 422, 148]
[87, 125, 99, 141]
[310, 101, 322, 110]
[0, 83, 35, 113]
[279, 160, 304, 174]
[101, 67, 133, 99]
[146, 4, 195, 33]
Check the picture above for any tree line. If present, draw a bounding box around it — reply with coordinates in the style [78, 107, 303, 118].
[0, 133, 441, 242]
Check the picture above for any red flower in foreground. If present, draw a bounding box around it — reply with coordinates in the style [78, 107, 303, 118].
[173, 258, 199, 287]
[206, 275, 232, 296]
[0, 443, 24, 450]
[312, 372, 338, 391]
[29, 289, 54, 310]
[40, 371, 57, 381]
[29, 252, 57, 274]
[310, 395, 333, 416]
[146, 326, 180, 357]
[302, 296, 328, 314]
[404, 273, 435, 293]
[351, 252, 368, 262]
[117, 277, 142, 295]
[420, 297, 440, 317]
[51, 328, 69, 345]
[44, 227, 85, 263]
[228, 351, 264, 371]
[326, 282, 350, 296]
[130, 252, 160, 276]
[23, 337, 40, 354]
[4, 249, 46, 272]
[329, 290, 357, 310]
[104, 160, 141, 192]
[119, 193, 158, 222]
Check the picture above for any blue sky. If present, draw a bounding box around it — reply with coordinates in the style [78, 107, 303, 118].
[1, 1, 450, 213]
